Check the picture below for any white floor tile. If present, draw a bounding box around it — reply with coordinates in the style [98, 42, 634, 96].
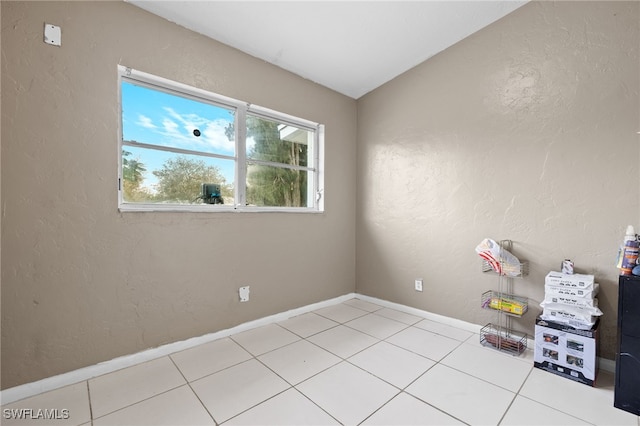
[520, 369, 638, 426]
[461, 333, 485, 349]
[592, 368, 616, 390]
[88, 356, 186, 419]
[8, 298, 631, 426]
[93, 385, 214, 426]
[348, 341, 435, 389]
[278, 312, 339, 338]
[406, 364, 515, 425]
[313, 303, 369, 323]
[190, 359, 289, 423]
[373, 307, 423, 325]
[386, 326, 461, 361]
[414, 319, 476, 342]
[362, 392, 464, 425]
[345, 313, 408, 340]
[441, 342, 532, 392]
[230, 323, 300, 356]
[224, 388, 339, 425]
[307, 325, 379, 358]
[501, 395, 591, 425]
[516, 346, 536, 364]
[342, 298, 384, 312]
[170, 337, 252, 382]
[258, 340, 341, 385]
[297, 362, 398, 425]
[1, 382, 90, 426]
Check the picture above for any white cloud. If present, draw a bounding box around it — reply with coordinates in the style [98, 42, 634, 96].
[202, 120, 235, 153]
[136, 115, 157, 129]
[159, 107, 234, 154]
[133, 106, 235, 156]
[164, 107, 208, 128]
[162, 118, 179, 134]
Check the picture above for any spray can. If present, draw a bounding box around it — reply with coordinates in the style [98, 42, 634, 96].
[617, 225, 637, 269]
[621, 239, 640, 275]
[562, 259, 574, 275]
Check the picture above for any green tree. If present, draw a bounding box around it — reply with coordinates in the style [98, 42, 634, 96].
[122, 150, 149, 202]
[153, 156, 232, 203]
[231, 117, 307, 207]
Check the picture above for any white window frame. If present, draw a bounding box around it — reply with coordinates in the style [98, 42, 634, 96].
[117, 65, 324, 213]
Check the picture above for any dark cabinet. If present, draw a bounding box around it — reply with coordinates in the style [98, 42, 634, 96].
[615, 275, 640, 415]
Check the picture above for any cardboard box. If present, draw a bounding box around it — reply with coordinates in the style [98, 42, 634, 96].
[540, 307, 597, 330]
[544, 283, 599, 299]
[534, 316, 599, 386]
[545, 271, 595, 290]
[542, 294, 598, 308]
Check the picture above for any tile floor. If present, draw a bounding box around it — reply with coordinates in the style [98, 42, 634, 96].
[2, 297, 639, 426]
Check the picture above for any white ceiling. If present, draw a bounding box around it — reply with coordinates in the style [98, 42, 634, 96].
[128, 1, 528, 99]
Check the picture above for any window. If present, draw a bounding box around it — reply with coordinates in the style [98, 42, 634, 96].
[118, 66, 324, 212]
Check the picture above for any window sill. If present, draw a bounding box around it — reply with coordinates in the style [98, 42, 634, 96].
[118, 204, 324, 214]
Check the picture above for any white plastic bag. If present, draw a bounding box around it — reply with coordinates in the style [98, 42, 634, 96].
[475, 238, 521, 277]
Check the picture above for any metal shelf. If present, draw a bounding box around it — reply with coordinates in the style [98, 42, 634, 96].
[480, 323, 528, 355]
[481, 259, 529, 278]
[479, 239, 529, 356]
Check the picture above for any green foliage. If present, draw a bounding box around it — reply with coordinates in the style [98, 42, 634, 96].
[152, 156, 232, 203]
[245, 117, 308, 207]
[122, 150, 149, 202]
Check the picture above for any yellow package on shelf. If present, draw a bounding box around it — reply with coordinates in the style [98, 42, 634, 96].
[489, 296, 526, 315]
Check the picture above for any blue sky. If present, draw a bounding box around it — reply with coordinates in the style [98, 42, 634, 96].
[121, 82, 236, 190]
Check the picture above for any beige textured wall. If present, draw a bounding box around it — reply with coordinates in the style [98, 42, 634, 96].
[1, 1, 356, 389]
[357, 1, 639, 361]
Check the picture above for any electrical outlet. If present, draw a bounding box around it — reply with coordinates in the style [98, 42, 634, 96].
[239, 286, 250, 302]
[415, 279, 423, 292]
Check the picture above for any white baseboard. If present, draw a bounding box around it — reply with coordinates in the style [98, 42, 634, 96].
[1, 292, 616, 405]
[354, 294, 483, 334]
[1, 293, 356, 405]
[598, 356, 616, 373]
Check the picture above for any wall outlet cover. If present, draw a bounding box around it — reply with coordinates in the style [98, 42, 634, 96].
[44, 24, 61, 46]
[239, 286, 250, 302]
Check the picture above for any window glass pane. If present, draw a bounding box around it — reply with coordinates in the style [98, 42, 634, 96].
[246, 115, 310, 167]
[246, 164, 309, 207]
[119, 67, 322, 211]
[122, 81, 235, 156]
[122, 146, 235, 205]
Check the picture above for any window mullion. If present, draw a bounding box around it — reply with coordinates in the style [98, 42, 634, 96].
[235, 106, 247, 208]
[307, 129, 315, 208]
[315, 125, 325, 210]
[122, 140, 236, 162]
